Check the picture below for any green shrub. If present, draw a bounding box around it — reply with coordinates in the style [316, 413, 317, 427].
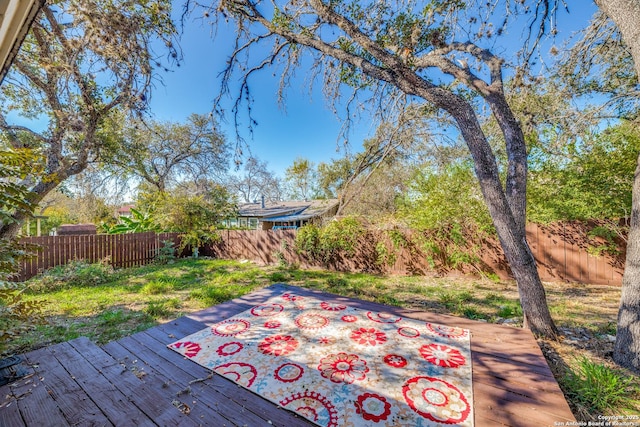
[295, 223, 322, 257]
[0, 283, 44, 355]
[295, 217, 365, 264]
[564, 357, 639, 414]
[399, 162, 493, 232]
[375, 241, 397, 267]
[0, 237, 44, 355]
[273, 250, 287, 268]
[154, 240, 176, 265]
[416, 223, 484, 272]
[27, 259, 116, 293]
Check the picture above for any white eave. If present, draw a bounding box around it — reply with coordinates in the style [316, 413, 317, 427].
[0, 0, 44, 84]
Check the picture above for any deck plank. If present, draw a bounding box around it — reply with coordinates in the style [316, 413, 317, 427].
[0, 380, 28, 427]
[0, 400, 25, 427]
[68, 336, 199, 427]
[21, 346, 113, 427]
[47, 340, 156, 426]
[186, 284, 575, 424]
[1, 359, 69, 427]
[295, 285, 575, 422]
[101, 340, 236, 426]
[118, 334, 251, 427]
[129, 331, 315, 426]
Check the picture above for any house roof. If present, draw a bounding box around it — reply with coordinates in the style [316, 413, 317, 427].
[0, 0, 44, 84]
[117, 204, 135, 214]
[238, 199, 339, 221]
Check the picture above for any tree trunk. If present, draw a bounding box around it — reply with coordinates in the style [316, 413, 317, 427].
[595, 0, 640, 79]
[445, 95, 558, 338]
[614, 152, 640, 373]
[595, 0, 640, 374]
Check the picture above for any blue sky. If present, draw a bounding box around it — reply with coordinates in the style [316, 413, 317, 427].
[148, 15, 375, 176]
[148, 1, 599, 177]
[3, 1, 598, 180]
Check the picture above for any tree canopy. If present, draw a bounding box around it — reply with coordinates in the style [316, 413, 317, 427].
[226, 156, 283, 203]
[0, 0, 178, 239]
[103, 113, 230, 193]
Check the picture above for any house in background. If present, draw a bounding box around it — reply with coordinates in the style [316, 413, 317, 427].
[223, 198, 339, 230]
[116, 204, 135, 219]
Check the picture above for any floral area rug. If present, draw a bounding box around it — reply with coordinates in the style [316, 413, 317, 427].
[168, 292, 474, 426]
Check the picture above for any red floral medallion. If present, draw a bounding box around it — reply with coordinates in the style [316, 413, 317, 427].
[170, 341, 201, 358]
[341, 315, 358, 323]
[280, 391, 339, 427]
[419, 344, 466, 368]
[383, 354, 408, 368]
[214, 362, 258, 387]
[295, 312, 330, 330]
[402, 376, 471, 424]
[320, 301, 347, 311]
[350, 327, 387, 346]
[258, 334, 299, 356]
[355, 392, 392, 422]
[426, 322, 469, 339]
[274, 362, 304, 383]
[281, 293, 304, 301]
[216, 341, 243, 356]
[212, 319, 251, 337]
[251, 303, 284, 317]
[318, 352, 369, 383]
[397, 326, 420, 338]
[264, 320, 281, 329]
[367, 311, 401, 323]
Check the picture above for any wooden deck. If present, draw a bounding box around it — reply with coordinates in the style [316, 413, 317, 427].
[1, 284, 576, 426]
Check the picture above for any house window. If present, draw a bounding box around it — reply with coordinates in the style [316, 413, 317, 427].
[239, 218, 248, 228]
[249, 218, 258, 229]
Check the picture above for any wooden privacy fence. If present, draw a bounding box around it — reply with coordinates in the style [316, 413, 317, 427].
[16, 222, 625, 285]
[204, 224, 625, 286]
[526, 222, 625, 286]
[17, 232, 181, 282]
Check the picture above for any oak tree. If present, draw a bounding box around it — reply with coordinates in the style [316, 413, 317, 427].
[227, 156, 283, 203]
[0, 0, 177, 239]
[285, 157, 319, 200]
[104, 114, 230, 193]
[202, 0, 558, 336]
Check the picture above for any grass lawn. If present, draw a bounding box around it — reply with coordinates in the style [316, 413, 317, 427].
[6, 257, 639, 421]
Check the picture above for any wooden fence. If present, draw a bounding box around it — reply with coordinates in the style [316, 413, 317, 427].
[203, 224, 625, 286]
[17, 232, 181, 282]
[16, 222, 626, 285]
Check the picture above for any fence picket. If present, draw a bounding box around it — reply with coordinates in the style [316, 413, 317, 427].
[16, 224, 625, 285]
[15, 232, 181, 281]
